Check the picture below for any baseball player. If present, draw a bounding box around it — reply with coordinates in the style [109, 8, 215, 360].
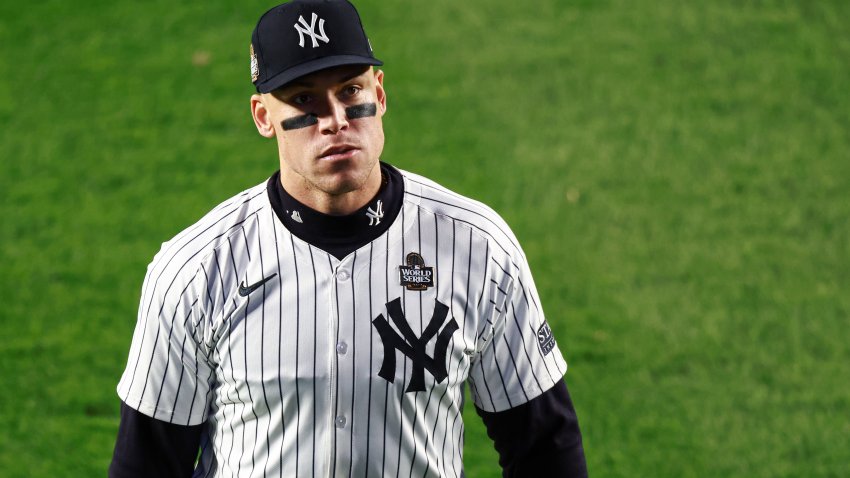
[109, 1, 587, 476]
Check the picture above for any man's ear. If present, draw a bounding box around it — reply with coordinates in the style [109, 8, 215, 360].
[374, 69, 387, 116]
[250, 94, 276, 138]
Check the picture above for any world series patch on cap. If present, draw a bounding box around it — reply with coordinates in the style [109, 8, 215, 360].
[250, 0, 383, 93]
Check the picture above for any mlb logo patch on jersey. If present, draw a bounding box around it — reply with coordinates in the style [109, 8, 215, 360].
[399, 252, 434, 291]
[537, 322, 557, 356]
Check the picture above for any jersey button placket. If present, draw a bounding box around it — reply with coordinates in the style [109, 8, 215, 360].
[329, 263, 353, 473]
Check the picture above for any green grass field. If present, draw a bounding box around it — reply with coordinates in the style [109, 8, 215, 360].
[2, 0, 849, 476]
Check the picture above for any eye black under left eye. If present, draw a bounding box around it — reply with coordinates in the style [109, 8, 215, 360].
[345, 103, 377, 120]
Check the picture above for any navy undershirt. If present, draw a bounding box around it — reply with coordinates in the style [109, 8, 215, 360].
[266, 161, 404, 260]
[109, 163, 587, 477]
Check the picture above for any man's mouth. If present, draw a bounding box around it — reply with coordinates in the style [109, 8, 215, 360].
[319, 144, 358, 161]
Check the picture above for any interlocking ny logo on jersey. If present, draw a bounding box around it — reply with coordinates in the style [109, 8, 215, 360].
[372, 298, 459, 392]
[366, 200, 384, 226]
[294, 13, 330, 48]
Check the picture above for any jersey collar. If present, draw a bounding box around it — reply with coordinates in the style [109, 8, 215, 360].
[266, 162, 404, 259]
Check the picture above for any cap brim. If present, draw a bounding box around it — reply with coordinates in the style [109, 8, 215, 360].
[256, 55, 383, 93]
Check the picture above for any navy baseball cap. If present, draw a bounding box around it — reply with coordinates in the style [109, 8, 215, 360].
[251, 0, 383, 93]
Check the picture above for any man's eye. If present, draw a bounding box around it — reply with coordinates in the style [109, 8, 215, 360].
[342, 86, 361, 97]
[292, 94, 312, 105]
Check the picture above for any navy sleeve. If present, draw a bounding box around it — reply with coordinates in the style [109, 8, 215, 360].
[475, 378, 588, 478]
[109, 401, 203, 478]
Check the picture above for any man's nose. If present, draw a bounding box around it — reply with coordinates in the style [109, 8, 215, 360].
[320, 97, 349, 135]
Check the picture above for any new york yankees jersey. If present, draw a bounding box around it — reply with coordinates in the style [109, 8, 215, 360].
[116, 164, 568, 478]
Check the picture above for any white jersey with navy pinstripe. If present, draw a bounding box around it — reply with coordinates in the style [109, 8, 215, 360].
[117, 168, 568, 477]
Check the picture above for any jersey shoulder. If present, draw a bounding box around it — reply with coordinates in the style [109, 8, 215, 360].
[399, 168, 526, 265]
[144, 179, 270, 287]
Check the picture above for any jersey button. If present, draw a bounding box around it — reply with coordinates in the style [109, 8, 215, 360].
[336, 270, 350, 281]
[336, 342, 348, 355]
[335, 415, 346, 428]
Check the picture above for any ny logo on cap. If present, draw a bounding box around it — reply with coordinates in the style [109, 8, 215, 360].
[294, 12, 330, 48]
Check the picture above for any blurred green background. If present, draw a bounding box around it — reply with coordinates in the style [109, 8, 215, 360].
[1, 0, 848, 476]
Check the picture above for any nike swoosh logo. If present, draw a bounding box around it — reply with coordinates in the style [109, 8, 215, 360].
[238, 273, 278, 297]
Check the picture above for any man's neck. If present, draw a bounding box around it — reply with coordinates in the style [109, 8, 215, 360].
[280, 163, 383, 215]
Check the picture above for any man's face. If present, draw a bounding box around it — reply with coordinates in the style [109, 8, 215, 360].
[253, 65, 386, 203]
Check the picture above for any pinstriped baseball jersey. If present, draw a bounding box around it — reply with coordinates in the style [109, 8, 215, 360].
[117, 166, 567, 477]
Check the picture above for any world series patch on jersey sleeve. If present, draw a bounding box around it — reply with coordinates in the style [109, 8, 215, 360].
[116, 167, 568, 478]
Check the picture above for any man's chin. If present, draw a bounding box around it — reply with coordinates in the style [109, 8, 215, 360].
[319, 162, 379, 194]
[315, 173, 366, 197]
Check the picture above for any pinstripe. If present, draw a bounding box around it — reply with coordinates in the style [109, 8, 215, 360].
[308, 246, 318, 477]
[142, 278, 195, 412]
[185, 313, 202, 425]
[500, 334, 529, 403]
[449, 222, 473, 477]
[211, 247, 239, 473]
[363, 242, 374, 478]
[167, 305, 195, 422]
[225, 236, 252, 476]
[434, 217, 454, 476]
[253, 221, 274, 477]
[419, 213, 440, 476]
[478, 240, 519, 406]
[239, 229, 261, 476]
[381, 232, 390, 477]
[199, 263, 219, 478]
[465, 228, 498, 411]
[445, 219, 462, 478]
[475, 243, 490, 314]
[348, 250, 357, 478]
[397, 205, 410, 478]
[488, 337, 514, 408]
[502, 291, 543, 394]
[513, 286, 556, 384]
[395, 204, 406, 478]
[409, 208, 422, 478]
[284, 228, 299, 478]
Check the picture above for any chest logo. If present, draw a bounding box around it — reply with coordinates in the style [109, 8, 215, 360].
[372, 298, 459, 393]
[238, 273, 278, 297]
[399, 252, 434, 290]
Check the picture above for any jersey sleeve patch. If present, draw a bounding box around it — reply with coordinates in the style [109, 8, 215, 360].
[537, 321, 557, 356]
